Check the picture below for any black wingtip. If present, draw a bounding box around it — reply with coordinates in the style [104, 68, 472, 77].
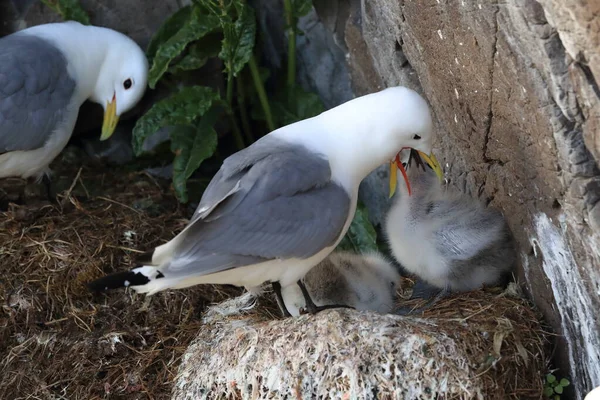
[87, 269, 151, 293]
[135, 250, 155, 264]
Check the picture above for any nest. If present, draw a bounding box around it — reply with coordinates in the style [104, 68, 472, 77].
[0, 156, 552, 399]
[0, 162, 242, 399]
[174, 284, 551, 400]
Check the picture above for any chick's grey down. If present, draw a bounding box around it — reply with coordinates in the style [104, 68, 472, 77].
[280, 251, 400, 316]
[386, 152, 516, 293]
[87, 86, 439, 301]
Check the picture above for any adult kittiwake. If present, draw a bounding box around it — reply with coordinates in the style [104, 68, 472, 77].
[88, 86, 443, 314]
[0, 21, 148, 180]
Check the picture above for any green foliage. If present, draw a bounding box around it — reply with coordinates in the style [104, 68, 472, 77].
[147, 7, 220, 88]
[133, 86, 220, 156]
[271, 85, 325, 126]
[290, 0, 313, 19]
[209, 1, 257, 78]
[543, 373, 570, 400]
[338, 204, 378, 254]
[41, 0, 90, 25]
[170, 107, 219, 202]
[168, 35, 222, 74]
[135, 0, 325, 203]
[146, 6, 193, 63]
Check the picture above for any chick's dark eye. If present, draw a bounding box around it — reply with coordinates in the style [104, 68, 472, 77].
[123, 79, 132, 90]
[413, 134, 421, 140]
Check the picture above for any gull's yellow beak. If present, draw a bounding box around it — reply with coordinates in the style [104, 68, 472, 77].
[100, 94, 119, 141]
[417, 151, 444, 181]
[389, 150, 444, 198]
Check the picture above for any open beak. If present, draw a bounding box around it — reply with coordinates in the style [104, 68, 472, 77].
[100, 94, 119, 141]
[417, 151, 443, 181]
[389, 149, 444, 198]
[389, 153, 411, 198]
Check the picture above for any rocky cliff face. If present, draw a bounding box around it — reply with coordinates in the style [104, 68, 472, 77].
[272, 0, 599, 398]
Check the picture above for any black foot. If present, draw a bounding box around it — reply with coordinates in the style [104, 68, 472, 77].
[396, 286, 450, 316]
[410, 279, 444, 300]
[41, 174, 55, 202]
[296, 280, 355, 315]
[272, 281, 292, 318]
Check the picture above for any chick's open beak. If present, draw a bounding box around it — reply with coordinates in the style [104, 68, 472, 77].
[100, 94, 119, 141]
[417, 151, 443, 181]
[389, 150, 444, 198]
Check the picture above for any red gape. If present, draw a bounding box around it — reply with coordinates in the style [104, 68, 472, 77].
[396, 153, 411, 196]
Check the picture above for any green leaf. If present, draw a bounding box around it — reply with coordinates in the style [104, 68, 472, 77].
[554, 386, 563, 395]
[546, 374, 556, 384]
[148, 6, 220, 88]
[292, 0, 313, 18]
[168, 33, 222, 74]
[256, 84, 324, 126]
[170, 108, 219, 202]
[146, 6, 193, 62]
[41, 0, 90, 25]
[132, 86, 220, 156]
[337, 204, 378, 254]
[218, 2, 256, 77]
[543, 387, 555, 398]
[559, 379, 570, 387]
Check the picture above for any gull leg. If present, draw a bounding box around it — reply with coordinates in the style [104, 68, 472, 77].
[41, 173, 55, 201]
[296, 280, 354, 315]
[272, 281, 292, 318]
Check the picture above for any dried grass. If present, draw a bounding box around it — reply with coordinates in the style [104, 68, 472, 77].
[0, 161, 552, 400]
[0, 164, 241, 400]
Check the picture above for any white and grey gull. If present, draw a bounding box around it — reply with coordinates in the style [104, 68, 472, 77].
[88, 86, 443, 315]
[386, 149, 516, 314]
[0, 21, 148, 180]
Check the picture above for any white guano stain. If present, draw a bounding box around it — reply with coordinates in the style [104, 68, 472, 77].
[529, 213, 600, 400]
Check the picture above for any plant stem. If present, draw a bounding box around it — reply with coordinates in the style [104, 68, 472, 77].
[248, 55, 275, 131]
[226, 69, 234, 107]
[225, 68, 244, 149]
[228, 110, 245, 150]
[236, 75, 254, 144]
[283, 0, 295, 105]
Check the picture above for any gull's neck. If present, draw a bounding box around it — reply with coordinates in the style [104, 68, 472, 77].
[273, 106, 400, 190]
[21, 23, 110, 104]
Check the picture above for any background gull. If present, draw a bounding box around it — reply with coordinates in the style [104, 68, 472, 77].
[0, 21, 148, 180]
[385, 149, 516, 313]
[279, 251, 400, 317]
[88, 86, 442, 315]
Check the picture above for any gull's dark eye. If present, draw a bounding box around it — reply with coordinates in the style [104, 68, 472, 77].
[123, 79, 132, 90]
[413, 134, 421, 140]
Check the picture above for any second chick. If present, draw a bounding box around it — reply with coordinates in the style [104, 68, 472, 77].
[280, 251, 400, 317]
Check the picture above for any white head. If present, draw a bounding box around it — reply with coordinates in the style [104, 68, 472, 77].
[296, 86, 442, 188]
[88, 27, 149, 140]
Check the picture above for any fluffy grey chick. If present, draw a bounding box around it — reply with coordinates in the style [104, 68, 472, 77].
[279, 251, 400, 317]
[386, 150, 515, 311]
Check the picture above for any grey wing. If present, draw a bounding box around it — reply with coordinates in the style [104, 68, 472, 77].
[431, 197, 506, 262]
[165, 140, 351, 276]
[0, 34, 76, 154]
